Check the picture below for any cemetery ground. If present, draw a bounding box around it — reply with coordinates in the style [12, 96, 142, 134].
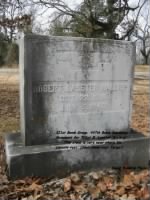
[0, 65, 150, 200]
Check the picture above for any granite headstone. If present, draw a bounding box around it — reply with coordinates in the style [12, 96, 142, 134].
[5, 35, 150, 179]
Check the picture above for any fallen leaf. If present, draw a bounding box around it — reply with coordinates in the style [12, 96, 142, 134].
[115, 186, 125, 196]
[97, 182, 107, 193]
[70, 193, 76, 200]
[132, 174, 141, 185]
[72, 183, 87, 194]
[113, 194, 120, 200]
[63, 178, 71, 192]
[120, 194, 128, 200]
[28, 182, 43, 192]
[123, 174, 133, 187]
[127, 194, 136, 200]
[88, 186, 101, 199]
[103, 176, 113, 185]
[141, 186, 150, 200]
[34, 193, 45, 200]
[70, 173, 80, 184]
[89, 172, 99, 180]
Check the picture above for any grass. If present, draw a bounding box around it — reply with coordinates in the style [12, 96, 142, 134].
[0, 117, 19, 133]
[135, 65, 150, 72]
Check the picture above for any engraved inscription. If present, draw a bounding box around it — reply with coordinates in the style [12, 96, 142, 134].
[33, 82, 129, 93]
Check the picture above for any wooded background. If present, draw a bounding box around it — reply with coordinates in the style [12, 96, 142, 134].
[0, 0, 149, 66]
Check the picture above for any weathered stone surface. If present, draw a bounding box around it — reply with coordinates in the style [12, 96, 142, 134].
[5, 133, 150, 179]
[6, 35, 149, 179]
[20, 35, 135, 145]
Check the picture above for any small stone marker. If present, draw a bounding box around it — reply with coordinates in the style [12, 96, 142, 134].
[5, 35, 150, 179]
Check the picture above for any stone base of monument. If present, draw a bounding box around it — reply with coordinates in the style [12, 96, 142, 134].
[5, 132, 150, 179]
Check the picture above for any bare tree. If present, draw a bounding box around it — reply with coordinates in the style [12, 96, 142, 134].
[31, 0, 147, 39]
[0, 0, 32, 42]
[116, 0, 149, 40]
[135, 8, 150, 64]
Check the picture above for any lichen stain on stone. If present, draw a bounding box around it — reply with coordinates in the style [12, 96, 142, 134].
[80, 42, 93, 80]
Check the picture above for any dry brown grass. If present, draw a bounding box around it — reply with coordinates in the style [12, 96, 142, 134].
[0, 85, 20, 134]
[131, 66, 149, 136]
[131, 94, 149, 136]
[135, 65, 149, 72]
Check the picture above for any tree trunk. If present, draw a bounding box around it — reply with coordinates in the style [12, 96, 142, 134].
[144, 55, 148, 65]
